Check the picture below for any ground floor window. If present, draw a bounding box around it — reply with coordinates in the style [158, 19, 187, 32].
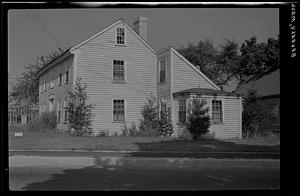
[64, 100, 68, 123]
[57, 100, 61, 122]
[178, 99, 186, 123]
[113, 99, 125, 121]
[212, 100, 223, 124]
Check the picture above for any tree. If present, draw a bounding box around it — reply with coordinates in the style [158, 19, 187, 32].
[178, 39, 219, 83]
[10, 47, 65, 105]
[66, 78, 95, 136]
[242, 89, 273, 138]
[178, 39, 240, 86]
[139, 96, 159, 136]
[186, 95, 211, 140]
[238, 36, 279, 83]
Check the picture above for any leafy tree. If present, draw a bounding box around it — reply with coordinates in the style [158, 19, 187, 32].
[238, 36, 279, 83]
[242, 89, 273, 138]
[66, 78, 95, 136]
[186, 96, 211, 140]
[10, 47, 65, 105]
[178, 36, 279, 87]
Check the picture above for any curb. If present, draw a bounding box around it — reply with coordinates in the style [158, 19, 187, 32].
[9, 149, 280, 154]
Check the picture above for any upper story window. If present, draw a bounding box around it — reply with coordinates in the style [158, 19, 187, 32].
[159, 60, 166, 83]
[59, 73, 62, 86]
[50, 71, 54, 88]
[65, 70, 69, 84]
[113, 60, 125, 82]
[212, 100, 223, 124]
[116, 27, 125, 45]
[178, 99, 186, 123]
[43, 81, 46, 92]
[113, 99, 125, 122]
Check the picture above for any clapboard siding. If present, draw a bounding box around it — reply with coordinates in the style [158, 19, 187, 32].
[171, 49, 218, 92]
[157, 48, 171, 103]
[74, 21, 156, 134]
[223, 97, 242, 138]
[38, 55, 74, 130]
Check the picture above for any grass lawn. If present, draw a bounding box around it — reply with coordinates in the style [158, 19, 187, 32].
[8, 125, 280, 153]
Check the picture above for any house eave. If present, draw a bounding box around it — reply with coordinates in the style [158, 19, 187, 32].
[36, 49, 71, 77]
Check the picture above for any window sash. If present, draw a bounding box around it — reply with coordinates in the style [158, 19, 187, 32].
[212, 101, 222, 123]
[113, 100, 125, 121]
[65, 71, 69, 84]
[116, 28, 125, 44]
[59, 74, 62, 85]
[160, 60, 166, 82]
[113, 60, 125, 81]
[178, 100, 186, 123]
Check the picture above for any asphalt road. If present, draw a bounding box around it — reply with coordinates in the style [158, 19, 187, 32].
[9, 155, 280, 191]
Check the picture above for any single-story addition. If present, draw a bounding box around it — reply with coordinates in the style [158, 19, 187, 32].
[36, 16, 243, 139]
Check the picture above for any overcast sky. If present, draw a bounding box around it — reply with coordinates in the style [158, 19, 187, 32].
[8, 8, 279, 91]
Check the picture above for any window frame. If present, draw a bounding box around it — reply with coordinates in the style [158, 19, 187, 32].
[116, 27, 126, 45]
[57, 99, 61, 122]
[63, 99, 68, 123]
[50, 70, 54, 88]
[65, 70, 69, 84]
[178, 99, 186, 123]
[112, 99, 125, 122]
[159, 59, 166, 83]
[211, 100, 223, 124]
[112, 59, 126, 82]
[59, 73, 62, 86]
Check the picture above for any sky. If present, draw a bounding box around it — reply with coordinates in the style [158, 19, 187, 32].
[8, 7, 279, 92]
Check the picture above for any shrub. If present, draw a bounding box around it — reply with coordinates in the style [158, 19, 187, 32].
[66, 78, 95, 136]
[27, 111, 57, 132]
[242, 89, 273, 138]
[139, 96, 160, 137]
[121, 122, 140, 137]
[186, 96, 211, 140]
[158, 101, 174, 137]
[96, 130, 109, 137]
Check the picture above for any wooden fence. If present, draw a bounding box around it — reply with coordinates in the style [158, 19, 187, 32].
[8, 105, 39, 125]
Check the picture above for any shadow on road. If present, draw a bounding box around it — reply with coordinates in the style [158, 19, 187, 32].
[21, 165, 280, 191]
[127, 139, 280, 159]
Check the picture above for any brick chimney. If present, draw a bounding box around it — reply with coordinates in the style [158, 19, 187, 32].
[134, 16, 147, 41]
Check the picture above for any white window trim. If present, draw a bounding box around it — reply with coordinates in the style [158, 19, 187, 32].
[65, 69, 69, 84]
[210, 99, 224, 125]
[159, 59, 166, 83]
[111, 59, 126, 83]
[50, 70, 54, 88]
[112, 98, 126, 122]
[115, 26, 126, 46]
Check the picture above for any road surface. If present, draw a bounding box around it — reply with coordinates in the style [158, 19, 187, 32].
[9, 154, 280, 191]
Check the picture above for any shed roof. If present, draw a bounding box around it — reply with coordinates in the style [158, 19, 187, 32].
[235, 69, 280, 97]
[173, 88, 242, 97]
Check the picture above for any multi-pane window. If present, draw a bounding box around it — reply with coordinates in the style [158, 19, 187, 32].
[159, 60, 166, 83]
[113, 60, 125, 82]
[65, 70, 69, 84]
[116, 27, 125, 45]
[43, 81, 46, 92]
[113, 100, 125, 121]
[59, 73, 62, 86]
[57, 100, 61, 122]
[50, 71, 54, 88]
[212, 100, 223, 124]
[64, 100, 68, 123]
[178, 100, 186, 123]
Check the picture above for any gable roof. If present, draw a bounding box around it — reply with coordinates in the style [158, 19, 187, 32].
[170, 47, 221, 90]
[37, 18, 157, 77]
[70, 18, 156, 54]
[173, 88, 241, 97]
[235, 69, 280, 97]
